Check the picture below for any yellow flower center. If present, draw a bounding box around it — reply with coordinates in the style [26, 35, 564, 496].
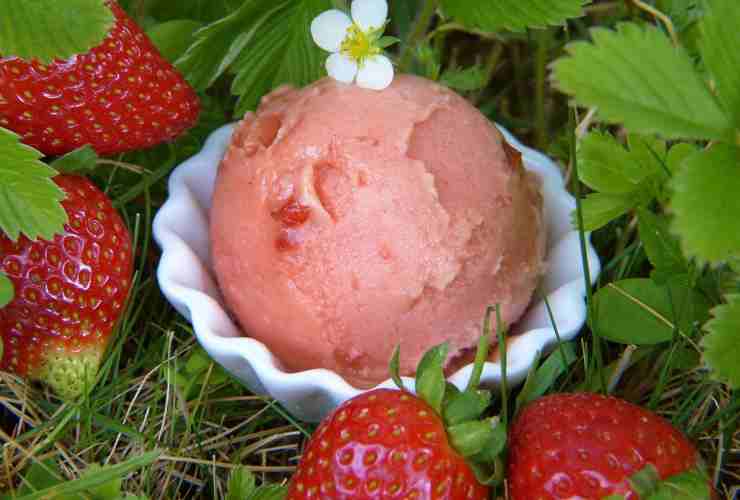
[341, 25, 380, 64]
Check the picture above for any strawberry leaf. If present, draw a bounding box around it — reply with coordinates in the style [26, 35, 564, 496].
[51, 146, 100, 174]
[230, 0, 332, 115]
[226, 467, 256, 500]
[177, 0, 332, 115]
[552, 23, 733, 141]
[0, 272, 13, 308]
[671, 145, 740, 264]
[440, 65, 488, 92]
[439, 0, 588, 33]
[148, 0, 238, 24]
[700, 0, 740, 129]
[702, 294, 740, 388]
[147, 20, 204, 63]
[666, 143, 698, 174]
[577, 192, 638, 231]
[627, 134, 668, 181]
[577, 131, 647, 194]
[0, 0, 114, 65]
[0, 127, 67, 241]
[638, 209, 688, 281]
[246, 485, 287, 500]
[414, 342, 449, 415]
[593, 278, 711, 344]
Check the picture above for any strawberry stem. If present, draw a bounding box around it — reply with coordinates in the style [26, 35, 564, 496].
[466, 305, 494, 392]
[495, 304, 509, 426]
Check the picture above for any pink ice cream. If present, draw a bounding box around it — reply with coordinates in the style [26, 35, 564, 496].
[211, 75, 545, 388]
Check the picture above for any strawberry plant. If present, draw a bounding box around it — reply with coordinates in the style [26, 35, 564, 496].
[1, 0, 737, 499]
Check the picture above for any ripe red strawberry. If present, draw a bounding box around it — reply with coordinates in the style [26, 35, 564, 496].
[0, 1, 200, 156]
[0, 175, 133, 399]
[287, 318, 509, 500]
[508, 393, 711, 499]
[287, 388, 489, 499]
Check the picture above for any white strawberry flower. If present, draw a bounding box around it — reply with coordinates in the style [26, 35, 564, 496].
[311, 0, 396, 90]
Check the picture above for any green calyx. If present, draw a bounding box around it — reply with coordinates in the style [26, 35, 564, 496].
[390, 306, 506, 486]
[36, 344, 104, 400]
[604, 464, 714, 500]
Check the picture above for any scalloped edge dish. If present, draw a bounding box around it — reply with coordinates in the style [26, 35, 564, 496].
[153, 123, 601, 422]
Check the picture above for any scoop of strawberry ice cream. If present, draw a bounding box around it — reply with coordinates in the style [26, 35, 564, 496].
[210, 74, 545, 388]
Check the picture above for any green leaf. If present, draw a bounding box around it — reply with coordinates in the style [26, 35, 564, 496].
[638, 209, 687, 280]
[629, 463, 662, 498]
[147, 20, 204, 63]
[50, 146, 100, 175]
[413, 42, 442, 81]
[646, 469, 713, 500]
[700, 0, 740, 129]
[515, 343, 577, 413]
[440, 65, 488, 92]
[176, 1, 277, 91]
[447, 420, 496, 458]
[0, 128, 67, 241]
[471, 420, 507, 462]
[390, 0, 422, 41]
[177, 0, 332, 115]
[0, 272, 13, 308]
[671, 145, 740, 264]
[627, 134, 668, 179]
[666, 143, 698, 174]
[80, 464, 122, 500]
[15, 451, 159, 500]
[552, 22, 733, 141]
[16, 460, 63, 496]
[577, 192, 637, 231]
[377, 36, 401, 49]
[226, 467, 256, 500]
[148, 0, 238, 24]
[444, 390, 491, 426]
[440, 0, 587, 33]
[230, 0, 333, 116]
[577, 131, 645, 193]
[702, 294, 740, 388]
[247, 485, 287, 500]
[0, 0, 114, 65]
[593, 278, 711, 344]
[389, 345, 404, 389]
[414, 342, 449, 415]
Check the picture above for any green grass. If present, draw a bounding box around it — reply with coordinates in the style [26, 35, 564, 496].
[1, 0, 739, 498]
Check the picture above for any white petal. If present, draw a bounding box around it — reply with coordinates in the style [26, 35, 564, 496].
[326, 53, 359, 83]
[351, 0, 388, 31]
[356, 55, 394, 90]
[311, 9, 352, 53]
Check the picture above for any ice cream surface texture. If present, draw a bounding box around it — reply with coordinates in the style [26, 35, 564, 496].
[211, 75, 546, 388]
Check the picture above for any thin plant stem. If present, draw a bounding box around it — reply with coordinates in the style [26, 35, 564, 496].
[630, 0, 679, 46]
[534, 29, 550, 151]
[496, 305, 508, 427]
[399, 0, 439, 71]
[569, 108, 604, 393]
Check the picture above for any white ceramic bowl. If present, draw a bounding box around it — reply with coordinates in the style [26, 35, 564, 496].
[153, 123, 601, 422]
